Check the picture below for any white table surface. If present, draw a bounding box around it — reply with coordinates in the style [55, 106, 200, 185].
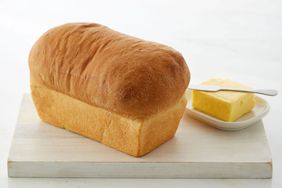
[0, 0, 281, 187]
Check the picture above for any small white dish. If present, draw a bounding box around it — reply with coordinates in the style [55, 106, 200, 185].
[185, 91, 270, 131]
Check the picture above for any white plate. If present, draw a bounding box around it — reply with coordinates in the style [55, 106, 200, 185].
[185, 91, 270, 131]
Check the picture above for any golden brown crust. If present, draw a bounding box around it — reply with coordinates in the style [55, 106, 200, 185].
[29, 23, 190, 118]
[31, 85, 187, 157]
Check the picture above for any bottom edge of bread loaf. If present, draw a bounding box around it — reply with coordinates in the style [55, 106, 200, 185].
[31, 85, 187, 157]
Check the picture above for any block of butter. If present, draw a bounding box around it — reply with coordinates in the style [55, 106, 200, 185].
[192, 78, 256, 122]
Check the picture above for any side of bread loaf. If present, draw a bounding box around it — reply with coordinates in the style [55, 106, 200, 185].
[31, 85, 187, 156]
[29, 23, 190, 118]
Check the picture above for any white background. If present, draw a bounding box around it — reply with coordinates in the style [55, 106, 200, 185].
[0, 0, 282, 187]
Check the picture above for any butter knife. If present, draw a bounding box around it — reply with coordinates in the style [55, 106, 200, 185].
[189, 85, 278, 96]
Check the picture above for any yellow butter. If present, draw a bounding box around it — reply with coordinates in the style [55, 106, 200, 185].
[192, 78, 256, 122]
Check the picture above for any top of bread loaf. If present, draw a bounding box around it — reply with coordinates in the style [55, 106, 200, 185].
[29, 23, 190, 118]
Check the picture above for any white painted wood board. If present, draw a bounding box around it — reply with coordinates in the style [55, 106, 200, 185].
[7, 95, 272, 178]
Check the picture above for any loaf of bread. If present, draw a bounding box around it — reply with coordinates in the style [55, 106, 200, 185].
[29, 23, 190, 157]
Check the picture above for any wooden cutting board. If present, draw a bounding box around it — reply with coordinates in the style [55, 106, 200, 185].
[8, 95, 272, 178]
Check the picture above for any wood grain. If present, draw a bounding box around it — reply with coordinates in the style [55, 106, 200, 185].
[8, 95, 272, 178]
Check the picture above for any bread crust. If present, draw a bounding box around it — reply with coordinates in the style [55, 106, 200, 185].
[29, 23, 190, 118]
[31, 85, 187, 157]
